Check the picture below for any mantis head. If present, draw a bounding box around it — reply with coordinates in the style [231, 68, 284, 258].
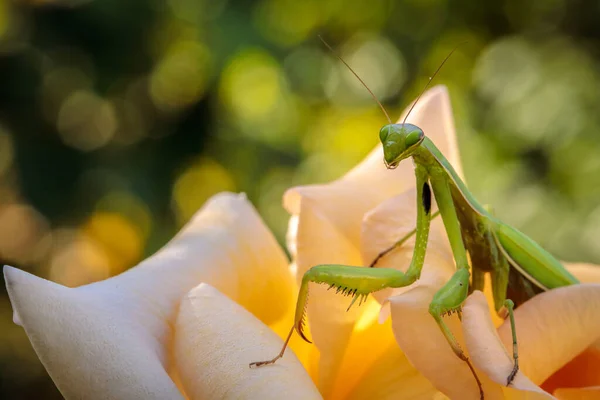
[379, 123, 425, 168]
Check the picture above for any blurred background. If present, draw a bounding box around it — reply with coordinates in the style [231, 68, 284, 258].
[1, 0, 600, 397]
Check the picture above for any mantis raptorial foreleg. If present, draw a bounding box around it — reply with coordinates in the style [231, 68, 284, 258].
[369, 165, 440, 269]
[400, 165, 433, 281]
[369, 211, 440, 268]
[249, 265, 418, 368]
[250, 166, 435, 368]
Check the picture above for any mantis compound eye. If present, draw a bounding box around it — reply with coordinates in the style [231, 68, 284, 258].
[405, 128, 424, 147]
[379, 125, 391, 143]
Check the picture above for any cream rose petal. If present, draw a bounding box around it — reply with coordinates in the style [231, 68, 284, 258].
[462, 291, 554, 399]
[4, 192, 295, 399]
[4, 266, 184, 399]
[173, 283, 321, 400]
[495, 284, 600, 385]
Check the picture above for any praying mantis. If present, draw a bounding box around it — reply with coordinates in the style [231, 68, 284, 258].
[249, 43, 580, 400]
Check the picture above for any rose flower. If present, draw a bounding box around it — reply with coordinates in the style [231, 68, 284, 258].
[5, 86, 600, 399]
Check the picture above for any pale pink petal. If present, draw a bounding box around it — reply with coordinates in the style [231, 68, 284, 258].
[565, 262, 600, 283]
[360, 189, 454, 304]
[497, 284, 600, 385]
[462, 291, 554, 399]
[173, 283, 321, 400]
[389, 264, 503, 400]
[554, 387, 600, 400]
[4, 192, 294, 398]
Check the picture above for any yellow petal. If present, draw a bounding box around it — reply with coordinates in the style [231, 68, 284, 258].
[331, 298, 439, 400]
[173, 283, 321, 400]
[554, 387, 600, 400]
[497, 284, 600, 385]
[565, 262, 600, 283]
[462, 291, 554, 399]
[542, 344, 600, 393]
[4, 192, 294, 398]
[344, 343, 438, 400]
[389, 264, 502, 400]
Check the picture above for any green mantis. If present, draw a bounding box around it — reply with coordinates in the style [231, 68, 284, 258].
[249, 45, 580, 400]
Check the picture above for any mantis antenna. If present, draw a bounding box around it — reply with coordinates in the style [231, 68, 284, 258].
[402, 43, 466, 125]
[318, 35, 392, 124]
[318, 35, 465, 126]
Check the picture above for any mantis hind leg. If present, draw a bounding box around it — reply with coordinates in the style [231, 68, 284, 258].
[502, 299, 518, 385]
[489, 234, 519, 386]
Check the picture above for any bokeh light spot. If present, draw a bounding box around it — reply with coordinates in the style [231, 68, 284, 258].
[473, 37, 540, 106]
[0, 203, 50, 264]
[172, 158, 236, 225]
[325, 34, 406, 106]
[49, 228, 111, 288]
[83, 211, 144, 275]
[41, 66, 93, 124]
[283, 46, 333, 101]
[150, 40, 212, 113]
[57, 91, 117, 151]
[219, 48, 300, 148]
[96, 191, 153, 240]
[221, 49, 283, 121]
[254, 0, 322, 46]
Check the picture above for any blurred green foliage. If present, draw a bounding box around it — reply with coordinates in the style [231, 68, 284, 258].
[1, 0, 600, 397]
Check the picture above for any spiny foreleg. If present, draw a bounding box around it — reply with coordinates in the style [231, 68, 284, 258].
[249, 264, 417, 367]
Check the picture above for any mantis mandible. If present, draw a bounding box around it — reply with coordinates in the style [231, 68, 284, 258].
[250, 42, 580, 400]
